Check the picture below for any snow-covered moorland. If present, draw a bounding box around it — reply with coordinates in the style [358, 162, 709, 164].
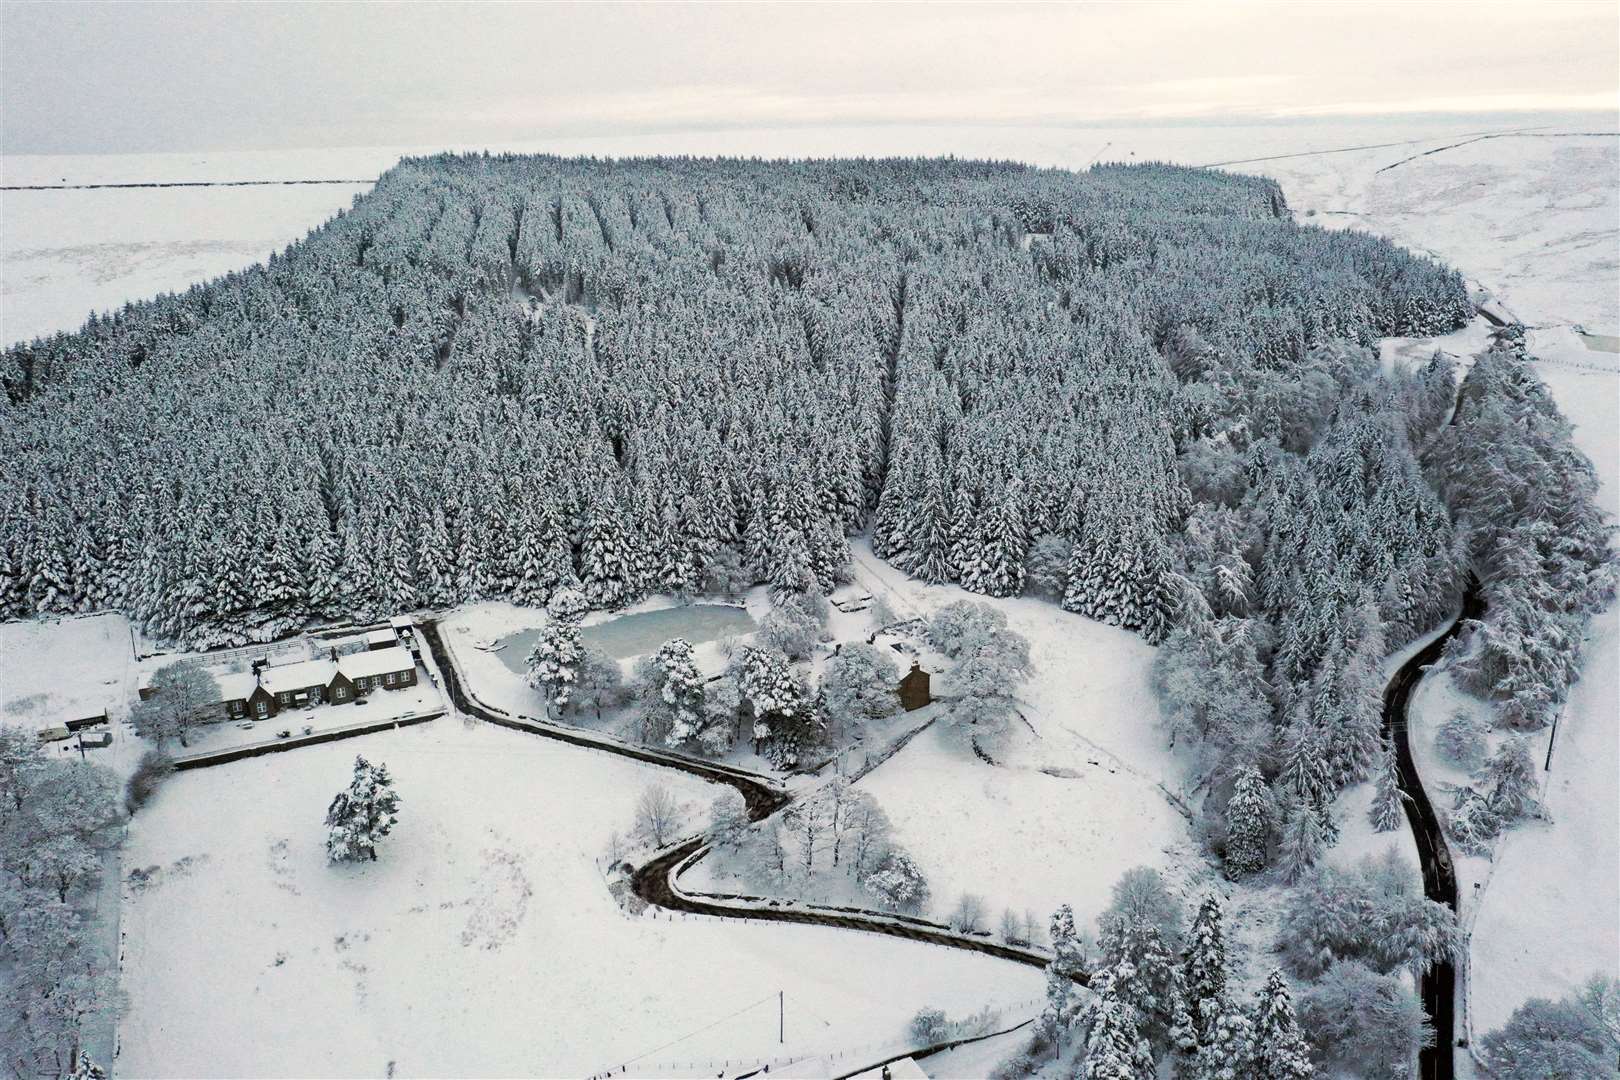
[117, 720, 1041, 1077]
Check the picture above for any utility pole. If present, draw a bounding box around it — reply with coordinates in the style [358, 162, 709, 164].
[779, 990, 784, 1044]
[75, 729, 87, 762]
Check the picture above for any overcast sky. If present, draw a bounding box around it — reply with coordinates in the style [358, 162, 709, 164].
[3, 1, 1616, 156]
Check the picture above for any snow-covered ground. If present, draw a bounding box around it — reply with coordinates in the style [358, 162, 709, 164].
[117, 719, 1040, 1078]
[0, 611, 133, 733]
[0, 612, 144, 784]
[11, 112, 1616, 1071]
[847, 544, 1204, 937]
[2, 183, 370, 347]
[1461, 335, 1619, 1033]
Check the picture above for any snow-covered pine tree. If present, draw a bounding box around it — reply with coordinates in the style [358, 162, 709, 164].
[527, 621, 583, 713]
[1248, 970, 1314, 1079]
[324, 756, 401, 863]
[910, 480, 955, 585]
[1183, 895, 1230, 1045]
[736, 645, 813, 767]
[964, 481, 1028, 598]
[945, 485, 979, 584]
[1446, 786, 1503, 856]
[1278, 800, 1325, 884]
[1189, 993, 1256, 1080]
[1368, 738, 1405, 832]
[1043, 903, 1085, 1045]
[1435, 708, 1489, 769]
[1224, 765, 1272, 878]
[1479, 735, 1541, 823]
[1082, 963, 1157, 1080]
[1278, 719, 1338, 842]
[1100, 911, 1194, 1054]
[579, 493, 643, 610]
[769, 529, 816, 602]
[653, 638, 707, 749]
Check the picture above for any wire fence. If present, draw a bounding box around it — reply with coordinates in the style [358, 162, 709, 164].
[584, 997, 1045, 1079]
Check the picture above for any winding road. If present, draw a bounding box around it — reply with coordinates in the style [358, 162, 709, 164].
[417, 620, 1055, 974]
[424, 583, 1476, 1076]
[1383, 581, 1484, 1080]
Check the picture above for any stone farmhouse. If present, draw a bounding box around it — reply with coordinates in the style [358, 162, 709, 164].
[218, 644, 418, 720]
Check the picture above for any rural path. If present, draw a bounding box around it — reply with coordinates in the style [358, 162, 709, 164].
[416, 620, 1057, 975]
[1382, 581, 1484, 1080]
[425, 564, 1474, 1076]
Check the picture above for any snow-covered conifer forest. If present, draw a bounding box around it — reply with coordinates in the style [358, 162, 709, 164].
[1, 154, 1472, 651]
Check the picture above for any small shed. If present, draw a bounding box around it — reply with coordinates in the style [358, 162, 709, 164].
[896, 661, 931, 712]
[364, 628, 399, 651]
[65, 711, 109, 732]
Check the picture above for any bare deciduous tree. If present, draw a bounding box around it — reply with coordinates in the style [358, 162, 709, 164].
[633, 785, 682, 848]
[130, 661, 219, 747]
[950, 892, 987, 933]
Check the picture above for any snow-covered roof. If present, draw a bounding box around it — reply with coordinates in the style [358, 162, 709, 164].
[214, 671, 258, 703]
[261, 659, 337, 694]
[365, 628, 398, 647]
[338, 647, 415, 680]
[851, 1058, 928, 1080]
[388, 615, 415, 630]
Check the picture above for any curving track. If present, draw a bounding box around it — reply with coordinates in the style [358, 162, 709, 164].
[425, 586, 1478, 1070]
[417, 620, 1054, 974]
[1382, 581, 1484, 1080]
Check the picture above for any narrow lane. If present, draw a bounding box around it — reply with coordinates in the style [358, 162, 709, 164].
[417, 619, 1056, 973]
[1382, 580, 1485, 1080]
[425, 574, 1477, 1072]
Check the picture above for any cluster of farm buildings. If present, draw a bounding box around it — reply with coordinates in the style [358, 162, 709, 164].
[137, 617, 425, 722]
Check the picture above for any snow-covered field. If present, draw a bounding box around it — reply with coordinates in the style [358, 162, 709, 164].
[0, 612, 133, 736]
[117, 720, 1040, 1078]
[2, 184, 369, 347]
[850, 552, 1201, 935]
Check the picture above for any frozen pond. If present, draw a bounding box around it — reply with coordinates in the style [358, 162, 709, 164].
[496, 603, 755, 671]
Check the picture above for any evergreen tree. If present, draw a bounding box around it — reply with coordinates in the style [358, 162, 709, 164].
[963, 482, 1027, 597]
[1278, 800, 1325, 884]
[1100, 911, 1194, 1054]
[1368, 738, 1405, 832]
[1249, 970, 1314, 1080]
[1183, 894, 1230, 1045]
[652, 638, 707, 749]
[769, 529, 817, 601]
[910, 480, 955, 585]
[324, 756, 401, 863]
[1043, 903, 1084, 1045]
[579, 494, 642, 609]
[1189, 994, 1255, 1080]
[1479, 735, 1541, 823]
[1082, 963, 1157, 1080]
[1224, 765, 1272, 878]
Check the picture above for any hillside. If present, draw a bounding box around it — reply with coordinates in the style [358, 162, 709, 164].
[1, 155, 1467, 650]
